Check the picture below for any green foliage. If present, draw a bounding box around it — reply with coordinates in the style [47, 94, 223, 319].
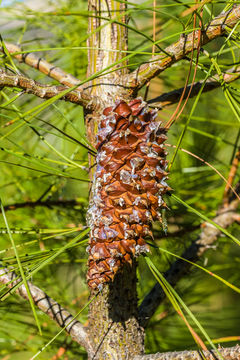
[0, 0, 240, 359]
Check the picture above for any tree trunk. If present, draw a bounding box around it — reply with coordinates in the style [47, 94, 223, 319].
[88, 262, 144, 359]
[86, 1, 145, 359]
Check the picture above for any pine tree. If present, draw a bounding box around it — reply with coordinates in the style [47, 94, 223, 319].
[0, 1, 240, 359]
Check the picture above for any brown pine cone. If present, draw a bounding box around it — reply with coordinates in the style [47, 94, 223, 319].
[87, 98, 170, 290]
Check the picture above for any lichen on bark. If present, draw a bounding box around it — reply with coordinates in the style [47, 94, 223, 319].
[88, 262, 144, 359]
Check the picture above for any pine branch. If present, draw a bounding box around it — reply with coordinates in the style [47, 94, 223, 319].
[134, 345, 240, 360]
[127, 5, 240, 91]
[0, 69, 91, 107]
[0, 268, 94, 357]
[2, 42, 80, 88]
[148, 65, 240, 109]
[139, 198, 240, 327]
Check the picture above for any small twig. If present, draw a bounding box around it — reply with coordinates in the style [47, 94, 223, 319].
[139, 198, 239, 327]
[223, 147, 240, 207]
[2, 199, 83, 212]
[148, 65, 240, 109]
[0, 68, 92, 107]
[134, 345, 240, 360]
[127, 5, 240, 91]
[166, 144, 240, 202]
[165, 2, 202, 129]
[0, 268, 94, 356]
[2, 42, 80, 88]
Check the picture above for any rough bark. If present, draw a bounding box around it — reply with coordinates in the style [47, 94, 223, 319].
[134, 345, 240, 360]
[86, 0, 130, 145]
[127, 5, 240, 91]
[2, 42, 81, 88]
[0, 69, 90, 107]
[88, 262, 144, 359]
[86, 1, 144, 359]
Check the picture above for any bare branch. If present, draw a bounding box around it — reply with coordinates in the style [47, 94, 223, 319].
[2, 42, 80, 88]
[148, 65, 240, 109]
[139, 198, 240, 327]
[127, 5, 240, 91]
[134, 345, 240, 360]
[0, 69, 92, 107]
[0, 268, 94, 357]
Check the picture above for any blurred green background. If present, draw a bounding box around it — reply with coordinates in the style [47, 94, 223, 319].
[0, 0, 240, 359]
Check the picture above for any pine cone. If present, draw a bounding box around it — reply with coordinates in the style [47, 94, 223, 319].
[87, 98, 170, 290]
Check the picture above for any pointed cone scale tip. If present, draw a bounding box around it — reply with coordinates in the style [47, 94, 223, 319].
[87, 98, 169, 289]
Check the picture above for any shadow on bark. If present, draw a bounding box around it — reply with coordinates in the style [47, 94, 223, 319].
[88, 261, 145, 359]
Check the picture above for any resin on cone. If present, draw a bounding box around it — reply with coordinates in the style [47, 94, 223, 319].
[87, 98, 170, 290]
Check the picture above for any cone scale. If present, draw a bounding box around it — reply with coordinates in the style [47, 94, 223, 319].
[87, 98, 169, 289]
